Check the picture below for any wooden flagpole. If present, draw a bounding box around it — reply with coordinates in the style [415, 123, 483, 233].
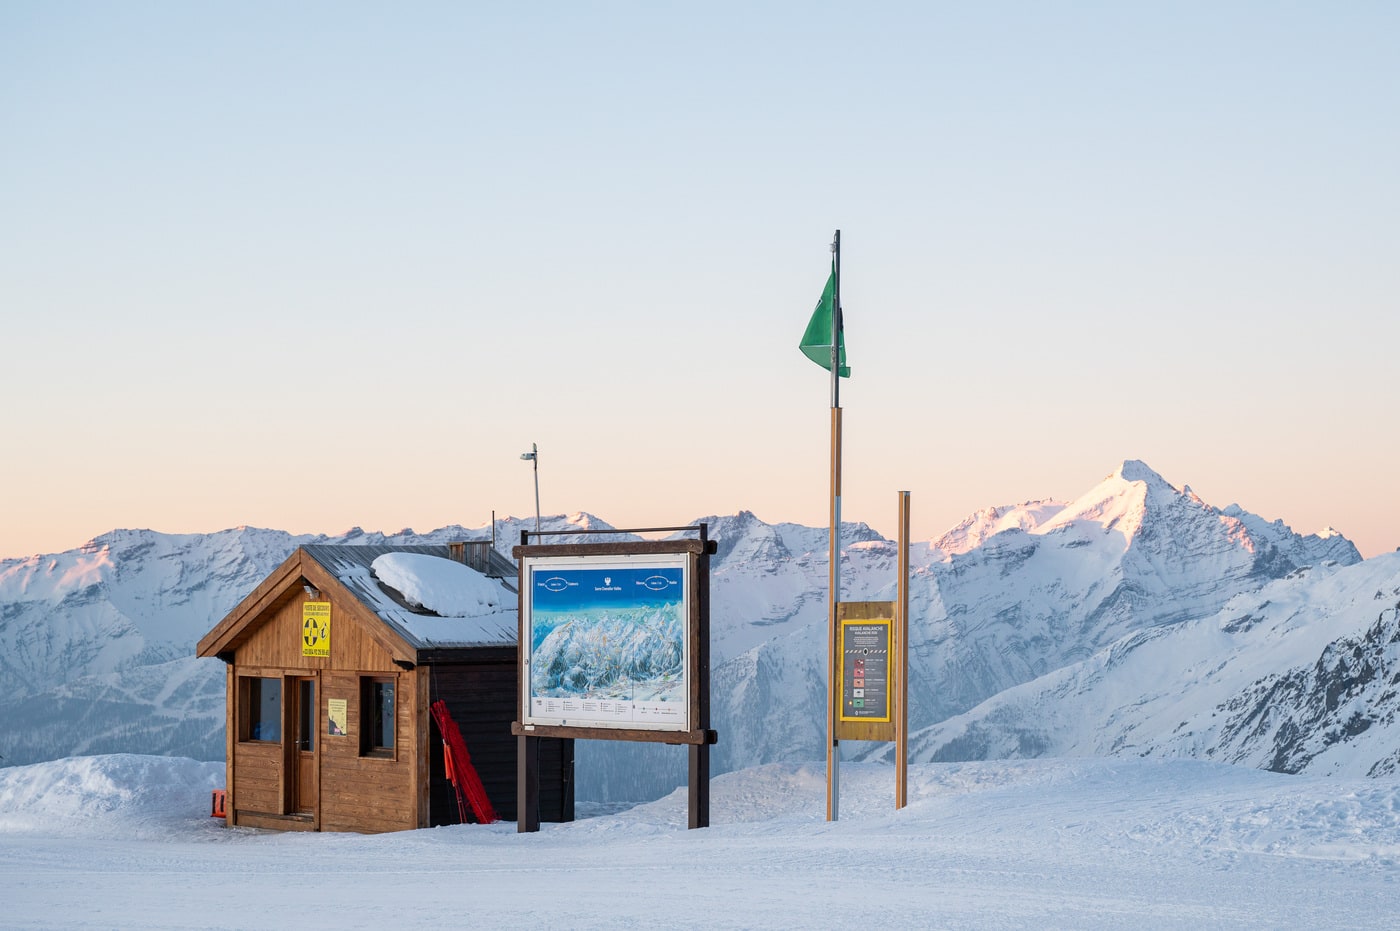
[827, 229, 842, 822]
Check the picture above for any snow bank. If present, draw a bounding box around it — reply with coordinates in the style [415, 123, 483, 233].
[0, 754, 224, 839]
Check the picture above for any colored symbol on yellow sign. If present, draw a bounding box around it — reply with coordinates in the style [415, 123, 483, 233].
[301, 603, 330, 657]
[304, 616, 326, 647]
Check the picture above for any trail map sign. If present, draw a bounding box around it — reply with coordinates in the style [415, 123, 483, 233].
[520, 554, 690, 732]
[512, 533, 716, 832]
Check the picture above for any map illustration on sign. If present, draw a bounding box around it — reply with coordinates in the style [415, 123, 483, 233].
[524, 558, 689, 730]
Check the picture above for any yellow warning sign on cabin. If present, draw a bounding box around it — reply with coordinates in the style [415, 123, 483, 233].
[327, 698, 347, 736]
[302, 602, 331, 657]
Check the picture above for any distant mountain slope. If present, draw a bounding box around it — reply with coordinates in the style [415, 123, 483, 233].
[705, 462, 1360, 757]
[887, 552, 1400, 777]
[0, 461, 1369, 804]
[0, 515, 622, 766]
[583, 461, 1363, 798]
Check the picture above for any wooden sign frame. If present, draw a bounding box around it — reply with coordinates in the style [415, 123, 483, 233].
[512, 530, 716, 831]
[835, 601, 896, 742]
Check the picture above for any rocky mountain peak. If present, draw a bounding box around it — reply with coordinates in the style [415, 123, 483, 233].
[564, 511, 610, 530]
[0, 463, 1372, 793]
[934, 500, 1065, 555]
[694, 511, 793, 567]
[1114, 459, 1169, 486]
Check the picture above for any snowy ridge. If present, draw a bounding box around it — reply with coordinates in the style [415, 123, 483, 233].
[0, 514, 610, 764]
[580, 461, 1366, 799]
[888, 552, 1400, 777]
[0, 461, 1375, 805]
[700, 462, 1361, 768]
[934, 499, 1066, 556]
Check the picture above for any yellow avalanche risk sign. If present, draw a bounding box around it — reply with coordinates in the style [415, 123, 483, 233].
[302, 602, 331, 657]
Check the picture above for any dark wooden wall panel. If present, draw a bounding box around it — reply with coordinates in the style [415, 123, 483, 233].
[426, 659, 572, 826]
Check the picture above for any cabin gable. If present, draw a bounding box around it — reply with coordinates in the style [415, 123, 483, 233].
[200, 543, 570, 834]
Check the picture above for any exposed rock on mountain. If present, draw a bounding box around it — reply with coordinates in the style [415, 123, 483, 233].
[891, 553, 1400, 779]
[0, 461, 1372, 803]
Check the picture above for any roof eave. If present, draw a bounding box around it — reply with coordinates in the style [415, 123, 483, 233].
[195, 547, 419, 665]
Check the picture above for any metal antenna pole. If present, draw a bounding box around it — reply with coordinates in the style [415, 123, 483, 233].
[532, 445, 541, 532]
[520, 443, 541, 532]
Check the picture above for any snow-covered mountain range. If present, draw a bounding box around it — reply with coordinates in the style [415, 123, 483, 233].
[3, 460, 1391, 802]
[883, 550, 1400, 777]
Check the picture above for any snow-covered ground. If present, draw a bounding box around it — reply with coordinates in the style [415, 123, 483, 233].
[2, 755, 1398, 929]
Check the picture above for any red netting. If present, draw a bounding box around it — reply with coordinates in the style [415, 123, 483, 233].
[430, 699, 499, 825]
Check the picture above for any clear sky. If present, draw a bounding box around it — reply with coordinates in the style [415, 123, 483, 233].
[2, 2, 1396, 560]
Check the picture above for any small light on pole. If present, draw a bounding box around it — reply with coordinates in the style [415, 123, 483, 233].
[520, 443, 541, 532]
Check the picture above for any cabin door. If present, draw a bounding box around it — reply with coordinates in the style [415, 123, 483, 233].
[292, 677, 317, 816]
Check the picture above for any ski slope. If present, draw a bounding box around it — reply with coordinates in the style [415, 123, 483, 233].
[2, 754, 1397, 929]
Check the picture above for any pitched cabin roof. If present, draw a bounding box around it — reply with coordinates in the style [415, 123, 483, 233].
[303, 544, 518, 649]
[197, 543, 519, 665]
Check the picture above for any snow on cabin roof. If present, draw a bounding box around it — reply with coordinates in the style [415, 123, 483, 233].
[301, 544, 518, 650]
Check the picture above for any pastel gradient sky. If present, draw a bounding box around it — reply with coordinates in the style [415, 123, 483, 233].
[2, 3, 1397, 560]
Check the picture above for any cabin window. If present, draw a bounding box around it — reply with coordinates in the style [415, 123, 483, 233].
[360, 677, 395, 757]
[242, 677, 282, 743]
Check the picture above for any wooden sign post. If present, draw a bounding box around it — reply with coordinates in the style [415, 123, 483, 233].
[896, 490, 910, 809]
[512, 527, 717, 832]
[835, 602, 896, 742]
[829, 492, 912, 814]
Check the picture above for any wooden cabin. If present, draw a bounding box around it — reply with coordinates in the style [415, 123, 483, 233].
[195, 543, 573, 833]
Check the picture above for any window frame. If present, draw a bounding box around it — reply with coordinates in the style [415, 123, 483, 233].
[238, 675, 284, 744]
[359, 675, 397, 760]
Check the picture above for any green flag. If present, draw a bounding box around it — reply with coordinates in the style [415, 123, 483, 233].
[798, 262, 849, 377]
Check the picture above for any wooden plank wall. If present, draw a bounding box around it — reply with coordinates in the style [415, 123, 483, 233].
[230, 592, 422, 834]
[235, 591, 388, 672]
[318, 668, 417, 833]
[231, 741, 281, 817]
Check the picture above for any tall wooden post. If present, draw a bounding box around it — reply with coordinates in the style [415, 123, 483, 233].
[827, 406, 842, 821]
[826, 230, 842, 822]
[517, 734, 540, 832]
[689, 525, 713, 829]
[896, 491, 911, 809]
